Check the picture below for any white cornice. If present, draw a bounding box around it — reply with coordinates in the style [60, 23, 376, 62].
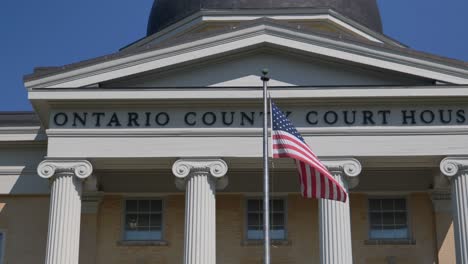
[28, 86, 468, 101]
[25, 24, 468, 89]
[0, 127, 46, 142]
[0, 166, 36, 176]
[45, 126, 468, 138]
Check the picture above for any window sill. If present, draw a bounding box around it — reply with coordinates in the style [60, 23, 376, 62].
[242, 240, 291, 247]
[364, 239, 416, 245]
[117, 240, 169, 247]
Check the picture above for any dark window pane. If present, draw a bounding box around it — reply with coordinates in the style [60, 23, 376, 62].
[126, 214, 138, 230]
[151, 200, 162, 212]
[150, 214, 162, 226]
[395, 212, 407, 225]
[369, 212, 382, 225]
[381, 199, 394, 210]
[248, 213, 262, 226]
[394, 199, 406, 210]
[139, 200, 150, 212]
[271, 225, 284, 230]
[138, 214, 150, 227]
[272, 213, 284, 226]
[248, 200, 262, 211]
[369, 199, 381, 210]
[382, 212, 395, 225]
[126, 200, 138, 212]
[271, 200, 284, 211]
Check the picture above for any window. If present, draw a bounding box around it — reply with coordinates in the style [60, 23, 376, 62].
[0, 232, 4, 264]
[246, 198, 286, 240]
[124, 199, 163, 241]
[369, 198, 408, 240]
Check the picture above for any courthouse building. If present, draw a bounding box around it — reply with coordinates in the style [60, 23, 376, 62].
[2, 0, 468, 263]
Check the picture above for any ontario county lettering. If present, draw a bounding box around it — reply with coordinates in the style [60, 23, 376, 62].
[51, 109, 467, 128]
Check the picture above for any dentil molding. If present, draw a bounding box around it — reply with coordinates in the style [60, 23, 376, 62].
[37, 160, 93, 180]
[440, 157, 468, 178]
[172, 159, 228, 190]
[321, 158, 362, 189]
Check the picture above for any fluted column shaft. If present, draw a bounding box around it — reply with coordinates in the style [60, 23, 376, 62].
[172, 159, 228, 264]
[319, 159, 361, 264]
[441, 157, 468, 264]
[451, 172, 468, 263]
[184, 171, 216, 264]
[38, 160, 93, 264]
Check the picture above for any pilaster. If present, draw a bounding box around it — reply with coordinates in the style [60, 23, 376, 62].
[172, 159, 228, 264]
[38, 160, 93, 264]
[440, 157, 468, 264]
[79, 192, 103, 264]
[319, 158, 362, 264]
[431, 190, 456, 264]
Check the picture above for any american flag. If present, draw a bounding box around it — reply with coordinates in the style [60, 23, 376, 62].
[271, 102, 347, 202]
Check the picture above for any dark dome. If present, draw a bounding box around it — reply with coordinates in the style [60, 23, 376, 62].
[147, 0, 383, 36]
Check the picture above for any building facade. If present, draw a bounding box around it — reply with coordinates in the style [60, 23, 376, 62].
[2, 0, 468, 263]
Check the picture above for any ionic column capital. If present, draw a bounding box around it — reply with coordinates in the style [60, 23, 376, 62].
[37, 160, 93, 180]
[321, 158, 362, 189]
[172, 159, 228, 190]
[440, 157, 468, 179]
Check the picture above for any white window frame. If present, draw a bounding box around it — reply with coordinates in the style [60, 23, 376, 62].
[244, 197, 288, 241]
[121, 198, 165, 241]
[367, 196, 410, 241]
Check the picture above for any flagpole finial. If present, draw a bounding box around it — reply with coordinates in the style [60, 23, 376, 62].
[261, 69, 270, 81]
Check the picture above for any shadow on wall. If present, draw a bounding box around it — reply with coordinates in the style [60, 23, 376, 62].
[0, 196, 49, 263]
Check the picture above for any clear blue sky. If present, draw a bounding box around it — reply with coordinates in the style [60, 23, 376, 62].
[1, 0, 467, 111]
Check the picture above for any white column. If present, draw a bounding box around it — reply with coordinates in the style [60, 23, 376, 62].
[38, 160, 93, 264]
[319, 159, 362, 264]
[440, 157, 468, 263]
[172, 159, 228, 264]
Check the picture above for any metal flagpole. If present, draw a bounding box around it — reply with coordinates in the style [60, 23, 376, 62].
[261, 69, 271, 264]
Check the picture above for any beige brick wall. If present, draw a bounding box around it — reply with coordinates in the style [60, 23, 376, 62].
[0, 196, 49, 264]
[94, 194, 320, 264]
[94, 193, 449, 264]
[0, 193, 456, 264]
[351, 193, 445, 264]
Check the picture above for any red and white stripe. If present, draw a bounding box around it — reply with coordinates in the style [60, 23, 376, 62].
[272, 130, 347, 202]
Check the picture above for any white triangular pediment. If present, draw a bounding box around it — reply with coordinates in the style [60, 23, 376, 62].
[102, 49, 432, 88]
[25, 23, 468, 89]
